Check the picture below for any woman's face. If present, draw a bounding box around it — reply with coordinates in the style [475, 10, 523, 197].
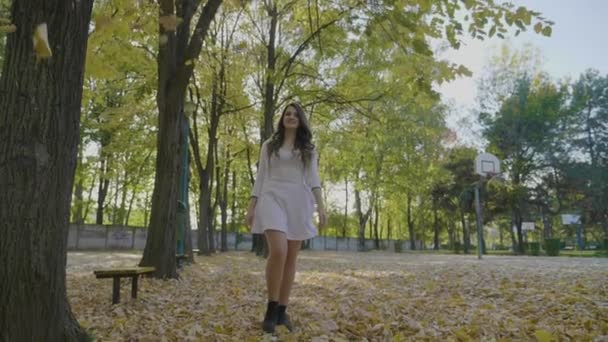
[283, 105, 300, 130]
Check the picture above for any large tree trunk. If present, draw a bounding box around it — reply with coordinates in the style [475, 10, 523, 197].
[252, 2, 278, 256]
[0, 1, 94, 340]
[140, 0, 223, 278]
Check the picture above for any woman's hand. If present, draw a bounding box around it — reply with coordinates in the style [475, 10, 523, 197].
[317, 207, 327, 230]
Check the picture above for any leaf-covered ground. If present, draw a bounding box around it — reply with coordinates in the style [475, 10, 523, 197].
[67, 251, 608, 341]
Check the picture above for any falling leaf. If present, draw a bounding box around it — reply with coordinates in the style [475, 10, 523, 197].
[32, 23, 52, 59]
[159, 34, 168, 46]
[95, 15, 112, 31]
[159, 15, 182, 31]
[0, 24, 16, 33]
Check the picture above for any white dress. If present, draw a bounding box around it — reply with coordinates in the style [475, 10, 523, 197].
[251, 141, 321, 241]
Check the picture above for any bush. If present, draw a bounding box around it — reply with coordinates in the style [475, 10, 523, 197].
[394, 240, 403, 253]
[544, 238, 560, 256]
[453, 241, 461, 254]
[527, 242, 540, 256]
[604, 238, 608, 251]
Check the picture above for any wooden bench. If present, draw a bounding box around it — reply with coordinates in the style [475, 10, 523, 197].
[93, 267, 155, 304]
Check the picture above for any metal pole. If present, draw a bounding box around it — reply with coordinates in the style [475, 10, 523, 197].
[474, 182, 483, 260]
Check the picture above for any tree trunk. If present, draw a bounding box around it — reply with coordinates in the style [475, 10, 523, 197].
[433, 206, 440, 250]
[125, 188, 136, 226]
[373, 202, 380, 249]
[73, 180, 85, 225]
[220, 148, 230, 252]
[72, 145, 85, 224]
[354, 188, 370, 251]
[140, 0, 223, 278]
[197, 178, 211, 255]
[461, 211, 470, 254]
[0, 1, 94, 340]
[407, 194, 416, 250]
[514, 211, 524, 254]
[252, 2, 279, 257]
[96, 158, 110, 224]
[83, 171, 97, 223]
[231, 170, 238, 249]
[343, 176, 348, 238]
[510, 217, 517, 252]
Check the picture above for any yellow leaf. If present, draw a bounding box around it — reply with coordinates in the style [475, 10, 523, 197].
[0, 24, 16, 33]
[95, 15, 112, 31]
[159, 15, 182, 31]
[159, 34, 169, 46]
[534, 329, 556, 342]
[455, 327, 471, 341]
[32, 23, 52, 59]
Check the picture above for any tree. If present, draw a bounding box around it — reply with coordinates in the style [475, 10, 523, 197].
[0, 1, 94, 340]
[566, 70, 608, 239]
[140, 0, 222, 278]
[480, 76, 565, 253]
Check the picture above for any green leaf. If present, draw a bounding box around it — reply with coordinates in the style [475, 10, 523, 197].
[541, 26, 552, 37]
[534, 22, 542, 34]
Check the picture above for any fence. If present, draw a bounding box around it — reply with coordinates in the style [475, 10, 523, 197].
[68, 224, 423, 252]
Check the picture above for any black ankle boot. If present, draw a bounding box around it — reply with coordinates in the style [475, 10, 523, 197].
[277, 304, 293, 332]
[262, 301, 279, 333]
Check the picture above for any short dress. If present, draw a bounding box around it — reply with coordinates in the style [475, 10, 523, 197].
[251, 141, 322, 241]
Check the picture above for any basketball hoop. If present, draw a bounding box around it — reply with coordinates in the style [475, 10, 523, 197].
[475, 153, 501, 177]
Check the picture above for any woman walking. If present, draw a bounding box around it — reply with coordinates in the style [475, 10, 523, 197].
[246, 103, 327, 333]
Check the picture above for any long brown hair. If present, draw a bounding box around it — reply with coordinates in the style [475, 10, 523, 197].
[267, 102, 315, 167]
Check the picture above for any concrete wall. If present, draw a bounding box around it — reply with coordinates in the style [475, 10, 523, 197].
[67, 224, 422, 252]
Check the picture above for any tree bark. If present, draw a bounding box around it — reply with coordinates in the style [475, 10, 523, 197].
[252, 2, 279, 256]
[0, 1, 94, 340]
[219, 146, 230, 252]
[343, 176, 348, 238]
[407, 194, 416, 250]
[355, 188, 370, 251]
[433, 205, 440, 250]
[96, 157, 110, 224]
[461, 211, 470, 254]
[141, 0, 222, 277]
[373, 202, 380, 249]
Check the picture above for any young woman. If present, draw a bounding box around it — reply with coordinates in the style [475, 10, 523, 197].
[246, 103, 327, 333]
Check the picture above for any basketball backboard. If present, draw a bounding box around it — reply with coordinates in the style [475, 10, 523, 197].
[475, 153, 500, 177]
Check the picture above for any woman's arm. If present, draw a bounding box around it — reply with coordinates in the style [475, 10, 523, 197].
[246, 142, 268, 226]
[307, 149, 327, 228]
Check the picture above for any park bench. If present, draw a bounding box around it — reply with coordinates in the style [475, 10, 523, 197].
[93, 267, 155, 304]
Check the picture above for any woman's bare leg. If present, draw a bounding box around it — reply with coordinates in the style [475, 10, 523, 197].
[278, 240, 302, 304]
[264, 230, 288, 301]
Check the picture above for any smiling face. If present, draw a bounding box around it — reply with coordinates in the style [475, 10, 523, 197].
[282, 105, 300, 130]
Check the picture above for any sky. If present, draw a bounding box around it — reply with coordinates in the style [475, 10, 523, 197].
[436, 0, 608, 145]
